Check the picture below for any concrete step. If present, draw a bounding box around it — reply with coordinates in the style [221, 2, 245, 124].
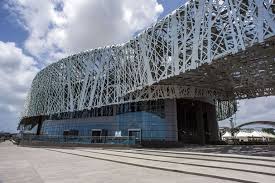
[86, 149, 275, 175]
[48, 148, 275, 183]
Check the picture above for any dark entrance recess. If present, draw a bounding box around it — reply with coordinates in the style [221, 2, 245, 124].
[128, 129, 142, 144]
[91, 129, 108, 143]
[176, 99, 218, 144]
[63, 129, 79, 136]
[91, 129, 102, 137]
[177, 99, 198, 144]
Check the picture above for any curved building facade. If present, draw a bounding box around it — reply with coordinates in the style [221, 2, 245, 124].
[20, 0, 275, 145]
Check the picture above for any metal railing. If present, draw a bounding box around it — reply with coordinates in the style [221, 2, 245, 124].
[21, 134, 137, 145]
[0, 138, 5, 143]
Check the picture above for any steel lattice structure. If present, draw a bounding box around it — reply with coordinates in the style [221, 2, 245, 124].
[23, 0, 275, 121]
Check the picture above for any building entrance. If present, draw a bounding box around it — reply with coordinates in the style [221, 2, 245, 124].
[128, 129, 141, 143]
[91, 129, 104, 143]
[177, 99, 218, 144]
[177, 99, 198, 143]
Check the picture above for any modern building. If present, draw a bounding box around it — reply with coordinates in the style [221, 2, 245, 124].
[19, 0, 275, 145]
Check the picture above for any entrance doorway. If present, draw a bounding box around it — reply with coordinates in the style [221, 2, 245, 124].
[176, 99, 218, 144]
[91, 129, 106, 143]
[91, 129, 102, 137]
[177, 100, 198, 143]
[128, 129, 142, 144]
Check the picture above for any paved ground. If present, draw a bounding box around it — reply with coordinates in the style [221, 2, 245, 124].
[1, 141, 275, 183]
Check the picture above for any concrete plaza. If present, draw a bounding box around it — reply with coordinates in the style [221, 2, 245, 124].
[1, 141, 275, 183]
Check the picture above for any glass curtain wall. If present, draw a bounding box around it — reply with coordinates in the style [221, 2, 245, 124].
[41, 100, 176, 141]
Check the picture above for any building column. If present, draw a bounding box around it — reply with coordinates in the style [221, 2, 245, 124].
[196, 102, 205, 145]
[209, 104, 219, 142]
[36, 116, 43, 135]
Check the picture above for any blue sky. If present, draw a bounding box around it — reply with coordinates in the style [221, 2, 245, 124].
[0, 0, 274, 132]
[158, 0, 184, 16]
[0, 1, 27, 45]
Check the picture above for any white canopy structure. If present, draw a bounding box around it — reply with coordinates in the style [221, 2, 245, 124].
[234, 130, 275, 142]
[250, 131, 263, 138]
[236, 131, 253, 138]
[222, 131, 233, 140]
[22, 0, 275, 121]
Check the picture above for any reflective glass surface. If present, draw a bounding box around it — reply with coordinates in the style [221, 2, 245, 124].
[41, 100, 177, 141]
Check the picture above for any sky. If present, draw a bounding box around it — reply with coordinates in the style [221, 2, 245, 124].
[0, 0, 274, 132]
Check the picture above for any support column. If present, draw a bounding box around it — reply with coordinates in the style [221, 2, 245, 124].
[196, 102, 205, 145]
[36, 116, 43, 135]
[209, 104, 219, 142]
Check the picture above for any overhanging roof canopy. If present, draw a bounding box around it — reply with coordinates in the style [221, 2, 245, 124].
[22, 0, 275, 121]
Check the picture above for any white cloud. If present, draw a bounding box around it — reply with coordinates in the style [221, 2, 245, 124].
[0, 41, 38, 132]
[7, 0, 164, 64]
[1, 0, 163, 132]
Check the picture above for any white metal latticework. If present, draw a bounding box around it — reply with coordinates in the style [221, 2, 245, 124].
[23, 0, 275, 120]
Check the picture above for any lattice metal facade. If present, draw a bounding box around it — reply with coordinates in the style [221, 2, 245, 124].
[22, 0, 275, 121]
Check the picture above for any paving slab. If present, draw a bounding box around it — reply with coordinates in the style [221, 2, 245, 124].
[84, 149, 275, 175]
[0, 141, 241, 183]
[50, 148, 275, 183]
